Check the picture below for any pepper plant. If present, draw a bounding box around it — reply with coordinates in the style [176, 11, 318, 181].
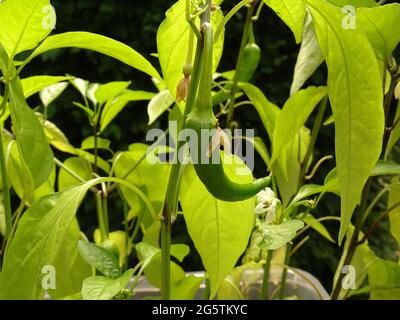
[0, 0, 400, 301]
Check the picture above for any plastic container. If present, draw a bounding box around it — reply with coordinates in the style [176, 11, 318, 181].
[132, 266, 330, 300]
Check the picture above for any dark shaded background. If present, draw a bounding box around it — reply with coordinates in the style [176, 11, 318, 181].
[21, 0, 400, 292]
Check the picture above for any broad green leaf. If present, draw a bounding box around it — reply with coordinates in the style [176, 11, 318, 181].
[388, 177, 400, 247]
[95, 81, 131, 105]
[0, 177, 154, 299]
[148, 89, 174, 125]
[290, 14, 324, 95]
[100, 90, 155, 132]
[58, 157, 92, 191]
[157, 0, 224, 99]
[368, 259, 400, 300]
[180, 154, 255, 298]
[305, 0, 384, 243]
[263, 0, 306, 43]
[48, 221, 91, 299]
[6, 138, 35, 200]
[135, 242, 162, 270]
[171, 276, 203, 300]
[69, 77, 89, 101]
[301, 213, 335, 243]
[0, 0, 55, 57]
[271, 86, 327, 166]
[21, 76, 69, 99]
[24, 32, 160, 79]
[81, 269, 134, 300]
[39, 81, 69, 107]
[77, 240, 121, 279]
[7, 75, 55, 188]
[81, 136, 111, 151]
[358, 4, 400, 61]
[114, 143, 170, 221]
[257, 220, 304, 250]
[372, 160, 400, 176]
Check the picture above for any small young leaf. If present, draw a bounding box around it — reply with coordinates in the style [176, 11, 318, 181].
[81, 269, 134, 300]
[39, 82, 69, 107]
[95, 81, 131, 105]
[21, 76, 69, 99]
[257, 220, 304, 250]
[147, 89, 174, 125]
[77, 240, 122, 279]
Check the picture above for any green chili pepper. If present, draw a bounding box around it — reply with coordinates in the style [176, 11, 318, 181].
[185, 22, 271, 202]
[212, 22, 260, 106]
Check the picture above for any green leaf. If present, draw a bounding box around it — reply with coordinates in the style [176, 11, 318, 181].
[81, 136, 111, 151]
[170, 244, 190, 263]
[148, 89, 174, 125]
[171, 276, 203, 300]
[305, 0, 384, 243]
[58, 157, 92, 191]
[24, 32, 161, 79]
[290, 14, 324, 95]
[100, 90, 155, 132]
[114, 143, 170, 221]
[37, 114, 77, 155]
[0, 195, 5, 236]
[95, 81, 131, 105]
[257, 220, 304, 250]
[21, 76, 69, 99]
[388, 177, 400, 247]
[0, 0, 55, 57]
[368, 259, 400, 300]
[135, 242, 161, 269]
[39, 81, 69, 107]
[77, 240, 121, 279]
[81, 269, 134, 300]
[0, 177, 154, 299]
[94, 230, 132, 268]
[301, 213, 335, 243]
[180, 154, 255, 298]
[271, 86, 327, 166]
[48, 221, 91, 299]
[263, 0, 306, 43]
[157, 0, 224, 98]
[358, 4, 400, 61]
[7, 75, 55, 188]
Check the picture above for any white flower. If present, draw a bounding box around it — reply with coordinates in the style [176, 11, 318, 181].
[254, 188, 280, 223]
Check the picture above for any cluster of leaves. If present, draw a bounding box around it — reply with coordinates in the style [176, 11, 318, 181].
[0, 0, 400, 301]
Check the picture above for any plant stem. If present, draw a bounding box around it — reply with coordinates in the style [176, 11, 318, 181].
[160, 2, 210, 300]
[95, 191, 108, 242]
[0, 87, 12, 240]
[260, 250, 272, 300]
[330, 178, 371, 300]
[278, 244, 291, 300]
[226, 0, 257, 128]
[299, 96, 328, 184]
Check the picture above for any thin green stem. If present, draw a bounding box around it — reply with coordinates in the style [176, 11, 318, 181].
[95, 191, 108, 242]
[214, 0, 251, 43]
[102, 195, 109, 235]
[160, 2, 210, 300]
[226, 1, 257, 127]
[299, 96, 328, 184]
[0, 87, 12, 239]
[278, 244, 291, 300]
[260, 250, 272, 300]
